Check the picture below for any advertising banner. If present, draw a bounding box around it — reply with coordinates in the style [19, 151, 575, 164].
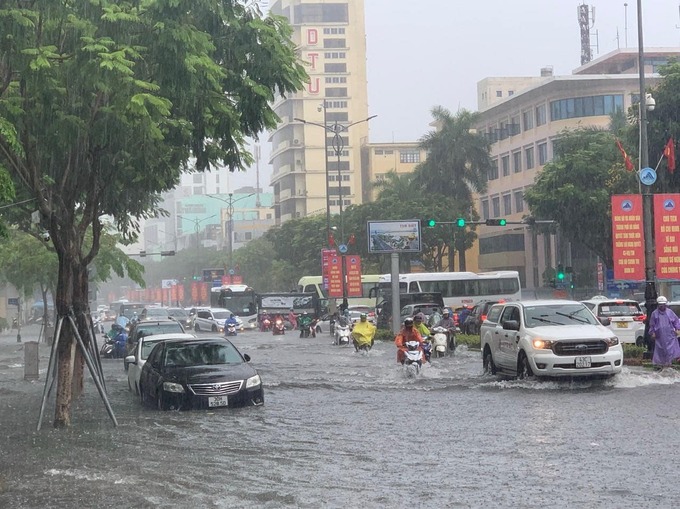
[199, 282, 209, 304]
[367, 220, 421, 253]
[327, 254, 343, 298]
[321, 249, 336, 291]
[191, 281, 200, 303]
[611, 195, 645, 281]
[654, 193, 680, 280]
[202, 268, 225, 283]
[177, 284, 185, 301]
[155, 288, 162, 302]
[345, 255, 363, 297]
[170, 285, 178, 301]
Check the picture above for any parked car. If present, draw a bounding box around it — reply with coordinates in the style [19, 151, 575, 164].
[126, 332, 197, 395]
[347, 305, 376, 325]
[480, 300, 623, 379]
[167, 307, 193, 329]
[399, 303, 442, 324]
[140, 306, 171, 320]
[192, 308, 244, 332]
[463, 300, 501, 335]
[125, 319, 186, 370]
[138, 337, 264, 410]
[581, 296, 646, 345]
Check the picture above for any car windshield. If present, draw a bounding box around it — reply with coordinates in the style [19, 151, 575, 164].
[164, 343, 242, 367]
[212, 311, 231, 320]
[596, 303, 643, 317]
[167, 308, 188, 318]
[524, 304, 599, 327]
[138, 323, 184, 337]
[145, 308, 168, 317]
[141, 339, 164, 360]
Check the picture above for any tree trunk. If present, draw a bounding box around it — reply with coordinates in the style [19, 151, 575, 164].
[458, 246, 467, 272]
[447, 240, 455, 272]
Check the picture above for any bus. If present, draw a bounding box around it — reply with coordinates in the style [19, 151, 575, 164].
[373, 271, 522, 310]
[210, 284, 258, 329]
[297, 274, 381, 309]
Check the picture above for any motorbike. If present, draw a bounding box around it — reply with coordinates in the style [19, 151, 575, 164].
[335, 321, 351, 346]
[299, 322, 312, 338]
[260, 318, 271, 332]
[420, 336, 432, 362]
[225, 323, 238, 337]
[272, 318, 286, 336]
[351, 328, 375, 352]
[430, 326, 450, 358]
[402, 340, 424, 376]
[100, 333, 126, 359]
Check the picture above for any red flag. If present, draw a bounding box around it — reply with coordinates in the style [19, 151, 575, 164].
[615, 139, 635, 171]
[663, 137, 675, 173]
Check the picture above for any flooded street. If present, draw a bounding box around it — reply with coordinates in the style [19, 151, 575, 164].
[2, 329, 680, 508]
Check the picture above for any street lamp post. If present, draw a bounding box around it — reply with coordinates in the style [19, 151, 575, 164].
[637, 0, 657, 350]
[177, 214, 217, 250]
[206, 193, 255, 270]
[294, 110, 377, 309]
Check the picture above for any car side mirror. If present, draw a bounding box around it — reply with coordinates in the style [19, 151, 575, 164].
[125, 355, 136, 365]
[243, 354, 251, 362]
[599, 317, 611, 326]
[502, 320, 520, 331]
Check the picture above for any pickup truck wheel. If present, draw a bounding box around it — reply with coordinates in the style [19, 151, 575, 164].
[483, 348, 496, 375]
[517, 352, 533, 379]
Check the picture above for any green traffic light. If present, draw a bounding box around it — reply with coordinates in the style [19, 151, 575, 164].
[426, 219, 436, 227]
[557, 272, 565, 280]
[456, 218, 466, 227]
[498, 219, 507, 226]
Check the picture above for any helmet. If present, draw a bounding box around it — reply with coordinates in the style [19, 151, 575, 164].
[360, 313, 367, 321]
[414, 313, 425, 321]
[657, 296, 668, 304]
[443, 310, 450, 316]
[404, 318, 414, 327]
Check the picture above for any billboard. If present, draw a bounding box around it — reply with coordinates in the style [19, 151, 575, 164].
[258, 293, 316, 313]
[345, 255, 363, 297]
[327, 255, 343, 298]
[654, 193, 680, 280]
[367, 220, 421, 254]
[611, 195, 644, 281]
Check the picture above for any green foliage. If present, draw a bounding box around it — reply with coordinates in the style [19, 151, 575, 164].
[623, 344, 645, 359]
[524, 128, 638, 266]
[456, 333, 481, 350]
[0, 228, 58, 298]
[374, 329, 395, 342]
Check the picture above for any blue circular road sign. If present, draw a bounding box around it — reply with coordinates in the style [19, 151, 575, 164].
[639, 167, 657, 186]
[338, 244, 348, 254]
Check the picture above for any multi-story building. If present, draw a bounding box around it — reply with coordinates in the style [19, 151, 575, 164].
[268, 0, 369, 224]
[360, 142, 427, 202]
[472, 48, 679, 290]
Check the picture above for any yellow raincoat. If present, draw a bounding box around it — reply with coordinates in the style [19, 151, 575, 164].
[352, 320, 376, 347]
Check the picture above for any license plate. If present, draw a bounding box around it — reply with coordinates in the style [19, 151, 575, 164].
[575, 356, 592, 368]
[208, 396, 229, 407]
[616, 322, 628, 328]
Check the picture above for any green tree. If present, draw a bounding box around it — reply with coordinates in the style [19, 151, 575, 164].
[415, 107, 492, 270]
[0, 1, 305, 427]
[525, 128, 638, 266]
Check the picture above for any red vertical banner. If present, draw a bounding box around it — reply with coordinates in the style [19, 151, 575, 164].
[191, 282, 200, 303]
[171, 285, 178, 301]
[327, 255, 343, 298]
[178, 284, 185, 302]
[200, 283, 209, 304]
[611, 194, 645, 280]
[345, 256, 363, 297]
[321, 249, 336, 291]
[155, 288, 162, 302]
[654, 194, 680, 280]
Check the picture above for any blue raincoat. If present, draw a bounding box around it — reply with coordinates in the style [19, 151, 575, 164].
[649, 308, 680, 366]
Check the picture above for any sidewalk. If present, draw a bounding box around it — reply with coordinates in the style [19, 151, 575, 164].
[0, 324, 54, 386]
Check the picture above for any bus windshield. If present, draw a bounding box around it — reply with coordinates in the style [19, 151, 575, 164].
[210, 287, 257, 317]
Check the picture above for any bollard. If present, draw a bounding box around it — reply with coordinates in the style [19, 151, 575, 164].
[24, 341, 39, 381]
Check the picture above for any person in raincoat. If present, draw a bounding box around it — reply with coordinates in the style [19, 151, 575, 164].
[394, 318, 423, 364]
[649, 296, 680, 367]
[352, 313, 376, 351]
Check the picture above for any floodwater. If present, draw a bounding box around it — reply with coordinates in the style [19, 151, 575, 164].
[1, 329, 680, 508]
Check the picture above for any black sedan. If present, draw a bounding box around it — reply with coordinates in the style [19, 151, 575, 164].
[138, 337, 264, 411]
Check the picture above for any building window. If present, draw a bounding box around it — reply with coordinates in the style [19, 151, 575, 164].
[513, 151, 522, 173]
[326, 87, 347, 97]
[479, 233, 525, 255]
[496, 90, 502, 97]
[192, 174, 203, 183]
[374, 149, 384, 155]
[538, 142, 549, 165]
[295, 4, 348, 23]
[384, 149, 394, 154]
[323, 38, 346, 48]
[482, 200, 490, 220]
[508, 90, 514, 96]
[324, 63, 347, 73]
[193, 187, 203, 195]
[509, 115, 520, 136]
[514, 191, 524, 213]
[535, 104, 547, 126]
[327, 150, 349, 157]
[399, 149, 420, 163]
[266, 213, 272, 219]
[324, 52, 346, 59]
[550, 94, 624, 121]
[501, 155, 510, 177]
[522, 110, 534, 130]
[325, 100, 348, 109]
[244, 232, 253, 241]
[325, 76, 347, 84]
[488, 159, 499, 180]
[326, 112, 348, 121]
[323, 28, 346, 35]
[525, 147, 535, 169]
[503, 194, 512, 215]
[492, 196, 500, 217]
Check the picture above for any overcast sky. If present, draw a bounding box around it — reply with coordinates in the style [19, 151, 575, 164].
[226, 0, 680, 191]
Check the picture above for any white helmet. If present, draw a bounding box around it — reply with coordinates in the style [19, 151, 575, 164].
[657, 296, 668, 304]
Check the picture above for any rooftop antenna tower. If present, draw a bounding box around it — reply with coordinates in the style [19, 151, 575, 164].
[624, 3, 629, 48]
[578, 3, 598, 65]
[254, 144, 261, 207]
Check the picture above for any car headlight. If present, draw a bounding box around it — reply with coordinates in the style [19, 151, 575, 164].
[532, 338, 554, 350]
[605, 336, 619, 346]
[163, 382, 185, 393]
[246, 374, 261, 388]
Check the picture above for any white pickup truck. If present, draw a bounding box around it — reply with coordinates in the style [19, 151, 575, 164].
[480, 300, 623, 378]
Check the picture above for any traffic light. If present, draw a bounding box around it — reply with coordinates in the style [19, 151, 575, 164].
[425, 219, 437, 227]
[456, 218, 466, 228]
[160, 250, 176, 257]
[557, 263, 565, 281]
[485, 218, 507, 226]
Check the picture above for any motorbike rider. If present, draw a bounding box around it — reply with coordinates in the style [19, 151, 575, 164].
[435, 309, 457, 350]
[224, 313, 239, 335]
[413, 313, 431, 338]
[394, 317, 423, 364]
[458, 305, 471, 333]
[106, 323, 127, 358]
[298, 312, 313, 337]
[259, 311, 271, 332]
[288, 308, 298, 330]
[352, 313, 376, 351]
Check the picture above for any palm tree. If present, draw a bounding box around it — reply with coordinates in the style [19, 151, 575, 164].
[416, 107, 492, 270]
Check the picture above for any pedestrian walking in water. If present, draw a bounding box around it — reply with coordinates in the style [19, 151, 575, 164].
[649, 296, 680, 367]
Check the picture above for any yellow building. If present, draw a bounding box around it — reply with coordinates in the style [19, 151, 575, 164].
[360, 142, 427, 202]
[269, 0, 369, 224]
[472, 48, 678, 289]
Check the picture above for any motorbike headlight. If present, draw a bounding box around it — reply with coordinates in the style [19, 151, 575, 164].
[163, 382, 185, 393]
[605, 336, 619, 346]
[532, 338, 554, 350]
[246, 374, 261, 388]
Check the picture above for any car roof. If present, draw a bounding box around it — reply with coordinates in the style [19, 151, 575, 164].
[491, 299, 584, 307]
[581, 298, 639, 304]
[134, 318, 181, 326]
[140, 333, 196, 342]
[161, 337, 233, 346]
